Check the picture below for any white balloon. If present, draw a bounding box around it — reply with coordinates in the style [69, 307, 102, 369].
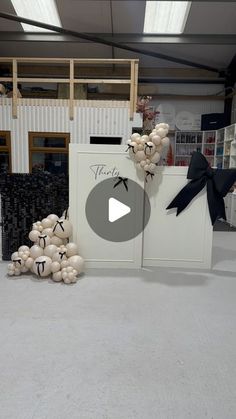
[18, 245, 29, 253]
[47, 214, 59, 224]
[25, 257, 34, 269]
[141, 135, 149, 142]
[51, 261, 61, 273]
[131, 133, 140, 141]
[148, 132, 156, 141]
[41, 218, 53, 229]
[60, 260, 69, 269]
[68, 255, 84, 273]
[44, 244, 58, 258]
[37, 234, 51, 249]
[140, 160, 146, 168]
[129, 141, 138, 155]
[52, 271, 62, 282]
[156, 127, 168, 138]
[144, 141, 156, 156]
[50, 236, 64, 246]
[52, 250, 67, 263]
[134, 150, 146, 162]
[42, 228, 54, 237]
[29, 230, 40, 242]
[11, 251, 19, 261]
[53, 219, 72, 239]
[148, 163, 157, 173]
[152, 135, 161, 146]
[151, 152, 161, 164]
[161, 136, 170, 147]
[66, 242, 78, 257]
[33, 256, 52, 277]
[155, 122, 169, 130]
[30, 245, 44, 259]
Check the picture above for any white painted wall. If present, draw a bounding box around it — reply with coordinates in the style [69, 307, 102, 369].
[151, 83, 225, 130]
[0, 98, 142, 173]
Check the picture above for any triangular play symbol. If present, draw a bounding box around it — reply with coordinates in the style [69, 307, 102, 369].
[108, 197, 131, 223]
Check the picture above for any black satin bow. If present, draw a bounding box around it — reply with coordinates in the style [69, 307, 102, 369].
[145, 171, 154, 182]
[53, 220, 64, 232]
[166, 152, 236, 225]
[35, 261, 45, 276]
[113, 177, 128, 191]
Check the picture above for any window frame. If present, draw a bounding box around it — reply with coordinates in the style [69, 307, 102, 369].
[28, 131, 70, 174]
[0, 131, 12, 173]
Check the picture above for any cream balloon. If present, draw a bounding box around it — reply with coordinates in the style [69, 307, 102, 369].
[144, 141, 156, 156]
[67, 255, 84, 273]
[134, 150, 146, 162]
[161, 137, 170, 147]
[50, 236, 64, 246]
[52, 271, 62, 282]
[25, 257, 34, 269]
[52, 251, 67, 263]
[156, 128, 168, 138]
[51, 261, 61, 273]
[150, 152, 161, 164]
[37, 234, 51, 249]
[41, 218, 53, 229]
[42, 228, 54, 237]
[29, 230, 40, 242]
[66, 242, 78, 257]
[44, 244, 58, 258]
[60, 260, 69, 269]
[152, 135, 161, 146]
[53, 219, 72, 239]
[140, 160, 146, 168]
[33, 256, 52, 277]
[18, 245, 29, 253]
[30, 245, 44, 259]
[47, 214, 59, 224]
[131, 133, 140, 141]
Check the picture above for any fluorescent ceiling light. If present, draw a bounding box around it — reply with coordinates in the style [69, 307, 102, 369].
[11, 0, 62, 32]
[144, 1, 191, 34]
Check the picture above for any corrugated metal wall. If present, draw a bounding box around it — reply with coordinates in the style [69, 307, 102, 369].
[0, 98, 142, 173]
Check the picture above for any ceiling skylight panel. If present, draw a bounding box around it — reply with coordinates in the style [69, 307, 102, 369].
[144, 1, 191, 34]
[11, 0, 62, 32]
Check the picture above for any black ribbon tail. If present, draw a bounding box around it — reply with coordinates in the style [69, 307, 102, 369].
[207, 180, 226, 225]
[166, 177, 207, 216]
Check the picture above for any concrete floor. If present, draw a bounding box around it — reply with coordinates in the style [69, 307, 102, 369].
[0, 232, 236, 419]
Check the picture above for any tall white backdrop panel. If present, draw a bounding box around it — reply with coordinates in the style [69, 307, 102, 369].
[143, 166, 213, 268]
[69, 144, 144, 268]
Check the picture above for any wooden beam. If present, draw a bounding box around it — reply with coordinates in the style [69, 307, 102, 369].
[12, 59, 17, 118]
[129, 60, 135, 120]
[69, 59, 74, 120]
[133, 62, 139, 113]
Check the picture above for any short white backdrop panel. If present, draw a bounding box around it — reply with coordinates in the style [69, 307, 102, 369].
[69, 144, 144, 268]
[143, 166, 213, 269]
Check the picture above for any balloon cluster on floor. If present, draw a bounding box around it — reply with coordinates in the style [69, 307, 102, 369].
[7, 212, 84, 284]
[126, 123, 170, 179]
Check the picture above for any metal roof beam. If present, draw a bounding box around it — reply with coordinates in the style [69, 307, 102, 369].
[0, 32, 236, 45]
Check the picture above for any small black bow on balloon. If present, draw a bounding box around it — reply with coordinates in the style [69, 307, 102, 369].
[113, 177, 128, 191]
[144, 143, 153, 154]
[166, 152, 236, 225]
[126, 144, 135, 153]
[145, 171, 154, 182]
[53, 220, 64, 232]
[35, 261, 45, 276]
[38, 234, 47, 249]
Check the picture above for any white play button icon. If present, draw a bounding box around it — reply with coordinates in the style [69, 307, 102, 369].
[108, 197, 131, 223]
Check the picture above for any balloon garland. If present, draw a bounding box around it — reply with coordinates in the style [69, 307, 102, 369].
[126, 123, 170, 179]
[7, 211, 84, 284]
